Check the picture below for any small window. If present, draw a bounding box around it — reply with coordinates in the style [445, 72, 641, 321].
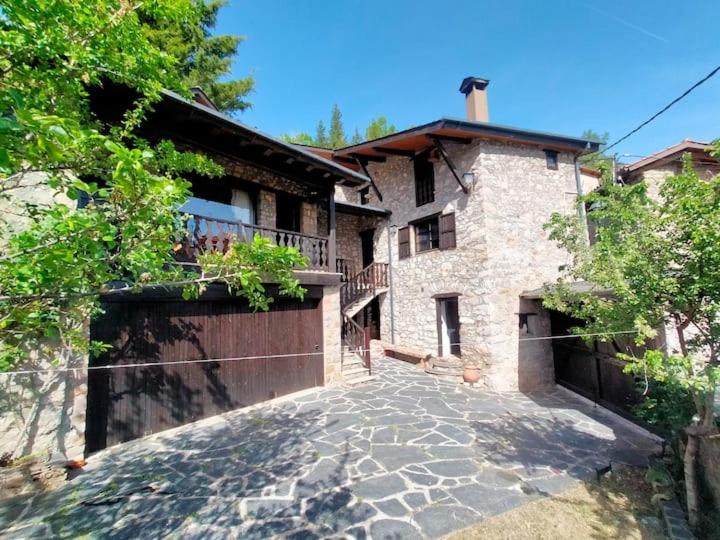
[398, 226, 411, 259]
[415, 215, 440, 253]
[359, 186, 370, 205]
[414, 158, 435, 206]
[544, 150, 559, 170]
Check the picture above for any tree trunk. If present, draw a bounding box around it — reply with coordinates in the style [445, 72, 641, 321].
[684, 430, 700, 530]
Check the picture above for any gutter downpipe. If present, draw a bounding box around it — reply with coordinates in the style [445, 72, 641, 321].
[386, 223, 396, 344]
[574, 154, 589, 245]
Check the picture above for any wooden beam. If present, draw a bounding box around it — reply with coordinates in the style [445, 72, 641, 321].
[349, 152, 386, 163]
[428, 134, 472, 145]
[430, 137, 468, 194]
[354, 157, 383, 202]
[372, 147, 416, 157]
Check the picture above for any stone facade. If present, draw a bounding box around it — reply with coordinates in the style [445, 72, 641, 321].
[321, 285, 342, 384]
[363, 140, 583, 390]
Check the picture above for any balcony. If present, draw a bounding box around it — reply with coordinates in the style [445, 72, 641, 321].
[180, 214, 332, 272]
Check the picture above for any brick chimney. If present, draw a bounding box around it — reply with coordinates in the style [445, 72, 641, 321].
[459, 77, 489, 122]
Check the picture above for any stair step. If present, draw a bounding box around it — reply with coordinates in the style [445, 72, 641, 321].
[343, 366, 370, 377]
[342, 358, 365, 368]
[431, 357, 464, 369]
[344, 375, 377, 386]
[425, 367, 463, 377]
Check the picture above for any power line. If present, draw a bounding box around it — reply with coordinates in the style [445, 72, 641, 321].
[0, 329, 639, 377]
[603, 63, 720, 154]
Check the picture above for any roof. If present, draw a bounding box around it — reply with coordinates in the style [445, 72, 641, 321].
[161, 90, 370, 187]
[622, 139, 716, 175]
[335, 200, 391, 217]
[521, 281, 613, 300]
[580, 166, 602, 178]
[332, 118, 600, 163]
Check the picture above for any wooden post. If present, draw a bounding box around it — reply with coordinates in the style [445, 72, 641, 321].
[328, 191, 337, 273]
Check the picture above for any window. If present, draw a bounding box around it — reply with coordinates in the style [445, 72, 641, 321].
[544, 149, 559, 170]
[398, 226, 411, 259]
[275, 193, 301, 232]
[399, 212, 456, 258]
[359, 186, 370, 205]
[414, 157, 435, 206]
[180, 188, 255, 224]
[414, 215, 440, 252]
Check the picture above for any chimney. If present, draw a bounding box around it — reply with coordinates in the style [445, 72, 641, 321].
[459, 77, 490, 122]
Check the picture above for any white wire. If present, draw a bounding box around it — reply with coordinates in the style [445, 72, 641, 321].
[0, 329, 638, 377]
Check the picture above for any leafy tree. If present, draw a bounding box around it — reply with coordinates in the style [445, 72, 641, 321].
[543, 146, 720, 528]
[315, 120, 328, 147]
[140, 0, 254, 114]
[579, 129, 611, 172]
[279, 132, 315, 146]
[365, 116, 397, 141]
[0, 0, 305, 373]
[328, 104, 347, 149]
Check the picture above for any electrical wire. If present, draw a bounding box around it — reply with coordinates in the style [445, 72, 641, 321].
[0, 329, 639, 377]
[603, 64, 720, 154]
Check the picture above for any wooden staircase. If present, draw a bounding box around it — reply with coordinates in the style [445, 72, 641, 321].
[339, 262, 389, 383]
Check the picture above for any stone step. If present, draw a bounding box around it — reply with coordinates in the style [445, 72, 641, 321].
[425, 367, 463, 378]
[344, 375, 376, 386]
[431, 357, 464, 369]
[343, 366, 370, 377]
[426, 364, 464, 375]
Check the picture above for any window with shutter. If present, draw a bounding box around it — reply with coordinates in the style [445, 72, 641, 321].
[398, 226, 411, 259]
[439, 212, 456, 250]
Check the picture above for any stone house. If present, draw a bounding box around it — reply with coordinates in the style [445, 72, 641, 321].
[325, 77, 601, 391]
[1, 85, 372, 460]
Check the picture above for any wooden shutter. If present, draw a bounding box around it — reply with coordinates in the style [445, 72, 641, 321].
[439, 213, 456, 250]
[398, 226, 411, 259]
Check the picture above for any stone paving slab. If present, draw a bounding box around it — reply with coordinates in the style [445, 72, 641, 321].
[1, 356, 660, 539]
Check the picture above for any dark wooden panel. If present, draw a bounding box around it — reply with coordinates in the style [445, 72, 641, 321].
[86, 293, 323, 452]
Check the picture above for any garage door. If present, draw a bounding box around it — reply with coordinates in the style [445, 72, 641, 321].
[86, 286, 324, 452]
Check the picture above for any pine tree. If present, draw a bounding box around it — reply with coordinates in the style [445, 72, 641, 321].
[351, 128, 363, 145]
[315, 120, 329, 147]
[365, 116, 397, 141]
[141, 0, 254, 114]
[328, 104, 348, 149]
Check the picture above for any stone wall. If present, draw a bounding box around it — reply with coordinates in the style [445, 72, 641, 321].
[0, 347, 88, 463]
[321, 285, 342, 384]
[370, 140, 581, 390]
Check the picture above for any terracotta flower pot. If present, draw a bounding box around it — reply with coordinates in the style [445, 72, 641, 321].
[463, 365, 481, 384]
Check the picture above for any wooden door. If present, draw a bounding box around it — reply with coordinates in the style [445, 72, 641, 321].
[86, 287, 323, 452]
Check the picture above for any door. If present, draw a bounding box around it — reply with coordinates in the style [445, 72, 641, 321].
[276, 192, 301, 232]
[360, 229, 375, 268]
[437, 297, 461, 357]
[86, 288, 324, 452]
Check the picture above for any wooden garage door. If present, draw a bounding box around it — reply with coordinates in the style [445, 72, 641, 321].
[86, 287, 323, 452]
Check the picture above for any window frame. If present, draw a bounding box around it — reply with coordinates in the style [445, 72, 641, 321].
[544, 149, 559, 170]
[414, 157, 435, 207]
[412, 214, 441, 254]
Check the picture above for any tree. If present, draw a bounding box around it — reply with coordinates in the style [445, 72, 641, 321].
[365, 116, 397, 141]
[543, 146, 720, 528]
[328, 104, 347, 149]
[351, 128, 362, 145]
[579, 129, 611, 172]
[315, 120, 328, 147]
[280, 132, 315, 146]
[0, 0, 305, 373]
[140, 0, 254, 114]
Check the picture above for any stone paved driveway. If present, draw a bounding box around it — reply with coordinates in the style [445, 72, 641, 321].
[2, 357, 660, 539]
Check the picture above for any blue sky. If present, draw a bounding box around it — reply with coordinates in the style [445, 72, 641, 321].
[217, 0, 720, 160]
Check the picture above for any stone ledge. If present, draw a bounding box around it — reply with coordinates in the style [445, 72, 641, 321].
[659, 497, 695, 540]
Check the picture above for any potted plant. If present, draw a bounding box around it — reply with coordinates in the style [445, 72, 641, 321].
[463, 362, 481, 384]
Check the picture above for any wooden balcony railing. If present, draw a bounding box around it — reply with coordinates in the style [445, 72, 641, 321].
[340, 261, 389, 309]
[342, 314, 371, 373]
[336, 258, 357, 282]
[180, 214, 331, 271]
